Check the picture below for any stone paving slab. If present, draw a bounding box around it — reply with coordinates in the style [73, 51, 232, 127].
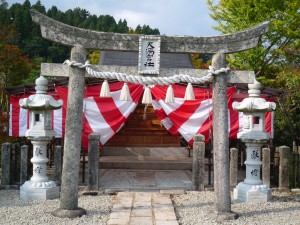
[107, 218, 130, 225]
[133, 172, 157, 187]
[107, 192, 179, 225]
[155, 221, 179, 225]
[99, 169, 195, 190]
[110, 211, 131, 219]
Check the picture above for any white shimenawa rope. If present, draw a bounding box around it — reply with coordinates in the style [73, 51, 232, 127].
[63, 60, 230, 85]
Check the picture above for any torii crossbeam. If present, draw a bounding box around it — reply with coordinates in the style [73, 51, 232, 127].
[30, 9, 269, 220]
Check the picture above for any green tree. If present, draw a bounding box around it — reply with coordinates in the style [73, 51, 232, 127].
[73, 7, 89, 27]
[275, 66, 300, 147]
[116, 19, 129, 33]
[97, 15, 116, 32]
[208, 0, 299, 76]
[0, 0, 161, 92]
[0, 0, 7, 9]
[128, 24, 160, 35]
[1, 0, 160, 64]
[88, 50, 100, 65]
[135, 25, 142, 34]
[0, 23, 32, 111]
[207, 0, 300, 146]
[0, 0, 9, 24]
[22, 56, 44, 84]
[23, 36, 48, 57]
[31, 0, 46, 13]
[140, 25, 160, 35]
[79, 14, 97, 30]
[47, 43, 70, 63]
[190, 54, 211, 69]
[46, 6, 64, 23]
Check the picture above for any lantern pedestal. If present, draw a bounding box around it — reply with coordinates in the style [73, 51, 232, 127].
[233, 183, 271, 202]
[20, 183, 59, 202]
[233, 140, 272, 203]
[20, 137, 59, 202]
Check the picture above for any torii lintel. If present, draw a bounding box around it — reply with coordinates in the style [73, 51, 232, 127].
[40, 63, 255, 84]
[30, 9, 270, 54]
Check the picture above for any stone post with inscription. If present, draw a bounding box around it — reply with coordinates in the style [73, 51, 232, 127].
[230, 148, 238, 188]
[192, 134, 205, 191]
[1, 142, 11, 187]
[278, 146, 290, 191]
[20, 145, 29, 185]
[87, 133, 100, 191]
[19, 76, 62, 202]
[233, 80, 276, 203]
[54, 145, 62, 185]
[262, 148, 270, 188]
[52, 45, 87, 218]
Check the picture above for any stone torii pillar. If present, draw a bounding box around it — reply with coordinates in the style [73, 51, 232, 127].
[52, 45, 87, 217]
[30, 9, 269, 219]
[212, 53, 238, 220]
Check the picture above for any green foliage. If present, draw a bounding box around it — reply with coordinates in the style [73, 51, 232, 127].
[128, 24, 160, 35]
[207, 0, 300, 76]
[190, 54, 212, 69]
[207, 0, 300, 146]
[0, 0, 161, 111]
[0, 0, 160, 147]
[0, 0, 161, 106]
[0, 0, 160, 67]
[88, 50, 101, 65]
[274, 67, 300, 146]
[22, 56, 45, 84]
[0, 23, 32, 112]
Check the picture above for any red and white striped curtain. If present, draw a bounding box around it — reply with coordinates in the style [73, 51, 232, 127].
[9, 82, 274, 149]
[55, 82, 144, 149]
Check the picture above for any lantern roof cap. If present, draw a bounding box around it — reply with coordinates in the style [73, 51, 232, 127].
[19, 76, 62, 110]
[233, 78, 276, 112]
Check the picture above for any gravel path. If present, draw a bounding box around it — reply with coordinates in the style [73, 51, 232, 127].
[0, 190, 113, 225]
[173, 191, 300, 225]
[0, 190, 299, 225]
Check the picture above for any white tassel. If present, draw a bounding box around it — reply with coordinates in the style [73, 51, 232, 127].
[100, 80, 111, 98]
[142, 85, 152, 104]
[184, 83, 195, 100]
[120, 83, 132, 101]
[165, 84, 175, 103]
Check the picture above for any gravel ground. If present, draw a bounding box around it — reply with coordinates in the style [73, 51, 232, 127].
[0, 189, 299, 225]
[173, 191, 300, 225]
[0, 190, 113, 225]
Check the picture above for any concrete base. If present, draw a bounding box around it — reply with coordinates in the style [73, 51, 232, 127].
[233, 182, 272, 203]
[51, 207, 86, 218]
[209, 211, 239, 222]
[20, 180, 60, 202]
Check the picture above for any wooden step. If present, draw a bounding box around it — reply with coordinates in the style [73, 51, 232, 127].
[100, 156, 193, 170]
[101, 147, 190, 157]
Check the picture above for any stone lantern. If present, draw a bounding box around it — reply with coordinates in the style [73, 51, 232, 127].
[232, 79, 276, 203]
[19, 76, 62, 202]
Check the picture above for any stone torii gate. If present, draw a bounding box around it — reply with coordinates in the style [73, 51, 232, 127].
[30, 10, 269, 220]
